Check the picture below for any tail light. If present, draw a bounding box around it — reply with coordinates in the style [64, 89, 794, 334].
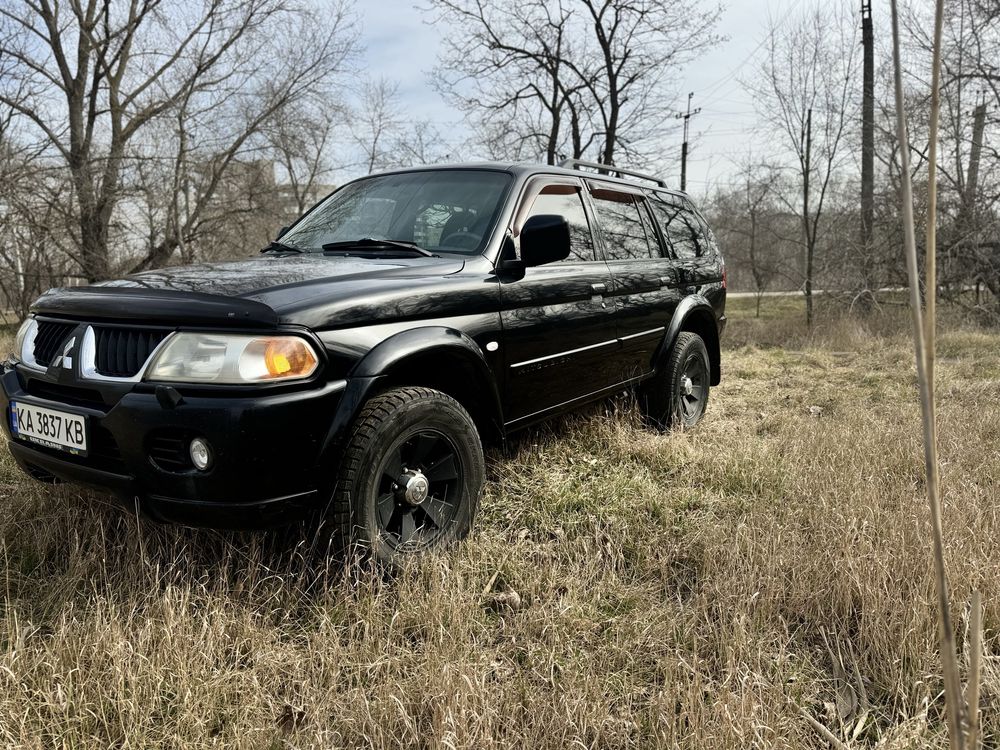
[721, 264, 727, 289]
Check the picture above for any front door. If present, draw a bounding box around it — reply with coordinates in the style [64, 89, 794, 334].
[499, 177, 618, 426]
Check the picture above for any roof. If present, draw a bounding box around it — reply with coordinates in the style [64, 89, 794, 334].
[366, 161, 689, 200]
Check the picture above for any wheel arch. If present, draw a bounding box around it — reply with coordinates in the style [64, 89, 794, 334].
[351, 326, 504, 445]
[660, 296, 721, 386]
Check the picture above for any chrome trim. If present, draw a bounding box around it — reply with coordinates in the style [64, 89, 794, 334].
[78, 326, 177, 384]
[620, 326, 665, 342]
[18, 318, 46, 372]
[510, 327, 664, 370]
[51, 335, 76, 370]
[510, 337, 619, 369]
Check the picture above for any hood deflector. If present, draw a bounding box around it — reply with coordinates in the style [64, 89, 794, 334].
[31, 286, 279, 328]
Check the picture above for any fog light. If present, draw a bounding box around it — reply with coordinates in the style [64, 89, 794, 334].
[189, 438, 212, 471]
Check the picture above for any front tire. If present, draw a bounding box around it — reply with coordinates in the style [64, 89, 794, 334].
[326, 386, 484, 566]
[641, 331, 711, 430]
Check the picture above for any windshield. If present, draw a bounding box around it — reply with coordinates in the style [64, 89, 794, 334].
[279, 169, 513, 256]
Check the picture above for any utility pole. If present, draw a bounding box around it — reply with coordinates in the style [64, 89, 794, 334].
[964, 96, 988, 213]
[675, 92, 700, 191]
[956, 94, 989, 286]
[802, 107, 813, 328]
[861, 1, 875, 263]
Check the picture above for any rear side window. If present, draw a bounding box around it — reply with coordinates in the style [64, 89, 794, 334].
[648, 196, 715, 259]
[589, 188, 658, 260]
[525, 186, 596, 262]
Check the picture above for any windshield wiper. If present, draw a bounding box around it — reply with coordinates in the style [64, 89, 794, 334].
[260, 240, 303, 254]
[321, 238, 437, 257]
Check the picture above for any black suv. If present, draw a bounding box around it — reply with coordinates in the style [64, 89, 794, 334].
[2, 160, 725, 563]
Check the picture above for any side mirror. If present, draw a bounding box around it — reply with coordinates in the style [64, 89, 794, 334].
[520, 214, 571, 267]
[497, 234, 524, 274]
[276, 225, 290, 239]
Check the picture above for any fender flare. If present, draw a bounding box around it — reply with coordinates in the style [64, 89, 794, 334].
[655, 295, 722, 385]
[316, 326, 503, 470]
[351, 326, 494, 382]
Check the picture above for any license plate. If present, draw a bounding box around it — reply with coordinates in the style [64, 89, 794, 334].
[9, 401, 88, 456]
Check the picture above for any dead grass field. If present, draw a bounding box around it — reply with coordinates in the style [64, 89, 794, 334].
[0, 297, 997, 748]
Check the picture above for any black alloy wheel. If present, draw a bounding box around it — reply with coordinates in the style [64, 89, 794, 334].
[640, 331, 711, 430]
[325, 386, 484, 566]
[373, 428, 463, 551]
[676, 347, 709, 425]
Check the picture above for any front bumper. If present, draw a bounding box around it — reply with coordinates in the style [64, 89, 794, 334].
[1, 363, 347, 528]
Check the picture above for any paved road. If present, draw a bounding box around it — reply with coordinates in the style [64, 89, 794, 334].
[726, 287, 907, 299]
[727, 290, 804, 299]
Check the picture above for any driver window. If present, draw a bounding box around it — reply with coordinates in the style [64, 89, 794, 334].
[523, 185, 596, 262]
[414, 204, 480, 250]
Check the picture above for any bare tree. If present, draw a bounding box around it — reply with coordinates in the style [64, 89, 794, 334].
[425, 0, 591, 165]
[351, 77, 404, 174]
[748, 1, 861, 326]
[393, 120, 451, 167]
[575, 0, 723, 167]
[0, 89, 79, 316]
[0, 0, 357, 281]
[0, 133, 76, 317]
[713, 161, 784, 316]
[425, 0, 722, 167]
[934, 0, 999, 305]
[349, 76, 453, 172]
[899, 0, 999, 309]
[265, 104, 340, 217]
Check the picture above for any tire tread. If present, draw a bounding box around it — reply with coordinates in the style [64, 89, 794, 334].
[325, 386, 482, 559]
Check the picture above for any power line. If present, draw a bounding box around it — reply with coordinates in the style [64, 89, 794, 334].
[695, 0, 809, 107]
[679, 0, 812, 188]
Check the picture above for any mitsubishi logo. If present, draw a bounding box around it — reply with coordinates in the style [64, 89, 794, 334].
[52, 336, 76, 370]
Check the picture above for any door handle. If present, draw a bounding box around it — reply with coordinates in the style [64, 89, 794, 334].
[590, 282, 607, 296]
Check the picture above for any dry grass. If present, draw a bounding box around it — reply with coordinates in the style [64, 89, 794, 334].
[0, 298, 997, 748]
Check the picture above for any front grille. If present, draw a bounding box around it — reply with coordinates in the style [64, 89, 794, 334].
[33, 321, 76, 366]
[94, 327, 170, 378]
[147, 430, 194, 472]
[24, 380, 106, 410]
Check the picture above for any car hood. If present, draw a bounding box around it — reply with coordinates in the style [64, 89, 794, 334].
[31, 254, 470, 329]
[99, 254, 466, 298]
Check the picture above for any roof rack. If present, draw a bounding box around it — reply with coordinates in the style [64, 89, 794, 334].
[559, 158, 668, 188]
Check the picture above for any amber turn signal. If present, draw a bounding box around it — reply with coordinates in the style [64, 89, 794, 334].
[263, 338, 318, 378]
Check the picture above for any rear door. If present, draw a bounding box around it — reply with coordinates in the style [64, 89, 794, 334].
[499, 177, 619, 425]
[647, 192, 723, 293]
[586, 181, 681, 381]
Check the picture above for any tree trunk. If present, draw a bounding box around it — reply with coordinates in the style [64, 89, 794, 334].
[749, 211, 763, 318]
[78, 212, 110, 283]
[546, 85, 561, 165]
[131, 237, 181, 274]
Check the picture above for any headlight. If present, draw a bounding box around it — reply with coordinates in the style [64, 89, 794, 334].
[11, 318, 36, 363]
[145, 333, 319, 384]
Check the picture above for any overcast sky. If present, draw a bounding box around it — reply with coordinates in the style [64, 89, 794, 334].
[357, 0, 820, 196]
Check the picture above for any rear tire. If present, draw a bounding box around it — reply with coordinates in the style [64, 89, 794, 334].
[641, 331, 711, 430]
[324, 386, 484, 566]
